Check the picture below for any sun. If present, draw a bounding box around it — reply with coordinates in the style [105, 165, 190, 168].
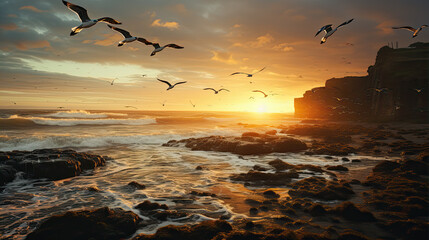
[256, 103, 268, 113]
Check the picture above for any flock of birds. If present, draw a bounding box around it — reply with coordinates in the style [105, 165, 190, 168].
[57, 1, 428, 110]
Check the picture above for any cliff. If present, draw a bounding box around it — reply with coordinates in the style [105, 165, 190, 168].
[295, 42, 429, 122]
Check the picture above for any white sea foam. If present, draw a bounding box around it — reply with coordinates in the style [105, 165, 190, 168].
[6, 115, 155, 126]
[0, 134, 177, 151]
[43, 110, 128, 119]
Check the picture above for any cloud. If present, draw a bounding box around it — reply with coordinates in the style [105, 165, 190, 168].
[234, 33, 274, 48]
[376, 21, 395, 35]
[151, 19, 180, 30]
[0, 23, 18, 30]
[211, 51, 237, 64]
[233, 24, 241, 28]
[14, 40, 50, 50]
[19, 6, 46, 13]
[273, 43, 294, 52]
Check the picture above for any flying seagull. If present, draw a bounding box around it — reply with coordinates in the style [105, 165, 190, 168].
[142, 74, 147, 77]
[57, 106, 65, 109]
[230, 67, 266, 77]
[252, 90, 268, 98]
[392, 25, 428, 38]
[161, 101, 166, 107]
[146, 42, 184, 56]
[62, 0, 121, 36]
[157, 78, 187, 90]
[108, 25, 152, 47]
[203, 88, 230, 94]
[371, 88, 389, 93]
[189, 100, 195, 108]
[315, 19, 354, 44]
[411, 88, 424, 93]
[111, 78, 116, 85]
[125, 106, 138, 109]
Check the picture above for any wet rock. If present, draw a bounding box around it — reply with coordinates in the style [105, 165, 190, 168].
[133, 220, 232, 240]
[252, 165, 268, 171]
[0, 149, 108, 185]
[341, 157, 350, 162]
[332, 202, 376, 222]
[263, 190, 280, 199]
[372, 161, 400, 173]
[135, 200, 168, 212]
[190, 190, 216, 197]
[195, 165, 204, 170]
[400, 160, 428, 175]
[383, 219, 429, 240]
[249, 207, 259, 215]
[308, 203, 327, 216]
[326, 165, 349, 171]
[164, 134, 307, 155]
[244, 199, 262, 207]
[289, 177, 354, 201]
[152, 210, 188, 221]
[128, 181, 146, 190]
[268, 159, 324, 173]
[230, 170, 299, 186]
[26, 207, 140, 240]
[86, 186, 101, 192]
[0, 165, 17, 186]
[351, 159, 361, 163]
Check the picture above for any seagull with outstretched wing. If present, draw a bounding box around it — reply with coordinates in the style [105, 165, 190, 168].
[108, 25, 153, 47]
[203, 88, 230, 94]
[315, 19, 354, 44]
[230, 67, 266, 77]
[62, 0, 121, 36]
[157, 78, 187, 90]
[145, 42, 184, 56]
[392, 25, 428, 38]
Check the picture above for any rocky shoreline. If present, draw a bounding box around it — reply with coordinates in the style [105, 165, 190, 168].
[0, 149, 109, 188]
[2, 123, 428, 240]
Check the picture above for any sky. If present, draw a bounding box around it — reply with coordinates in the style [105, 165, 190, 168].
[1, 0, 428, 113]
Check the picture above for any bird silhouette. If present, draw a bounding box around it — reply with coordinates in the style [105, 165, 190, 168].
[230, 67, 266, 77]
[157, 78, 187, 90]
[203, 88, 230, 94]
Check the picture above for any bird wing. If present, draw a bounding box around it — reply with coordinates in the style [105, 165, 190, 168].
[203, 88, 216, 92]
[336, 19, 354, 29]
[421, 25, 428, 28]
[173, 81, 187, 86]
[137, 37, 153, 45]
[315, 24, 332, 36]
[219, 88, 230, 92]
[108, 25, 132, 38]
[392, 26, 417, 32]
[98, 17, 121, 24]
[252, 90, 267, 96]
[230, 72, 247, 76]
[254, 67, 266, 74]
[62, 0, 90, 22]
[152, 43, 161, 49]
[157, 78, 172, 87]
[165, 44, 184, 49]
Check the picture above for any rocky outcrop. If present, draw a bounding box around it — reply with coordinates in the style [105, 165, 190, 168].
[0, 149, 109, 187]
[163, 132, 307, 155]
[26, 207, 140, 240]
[295, 42, 429, 122]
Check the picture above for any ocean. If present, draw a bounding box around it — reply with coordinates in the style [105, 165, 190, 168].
[0, 110, 390, 239]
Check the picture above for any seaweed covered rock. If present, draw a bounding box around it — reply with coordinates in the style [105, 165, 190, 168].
[26, 207, 140, 240]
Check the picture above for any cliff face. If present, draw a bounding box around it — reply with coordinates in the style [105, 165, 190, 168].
[295, 43, 429, 122]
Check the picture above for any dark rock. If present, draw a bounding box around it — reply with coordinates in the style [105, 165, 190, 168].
[372, 161, 400, 173]
[244, 199, 262, 207]
[263, 190, 280, 199]
[252, 165, 267, 171]
[289, 177, 354, 201]
[190, 190, 216, 197]
[244, 221, 255, 229]
[326, 165, 349, 171]
[26, 207, 140, 240]
[383, 219, 429, 240]
[342, 157, 350, 162]
[400, 160, 428, 175]
[132, 220, 232, 240]
[128, 181, 146, 190]
[249, 207, 259, 215]
[0, 165, 17, 186]
[135, 200, 168, 212]
[0, 149, 108, 185]
[308, 203, 327, 216]
[86, 186, 101, 192]
[152, 210, 188, 221]
[195, 165, 204, 170]
[230, 170, 299, 186]
[332, 202, 376, 222]
[351, 159, 361, 163]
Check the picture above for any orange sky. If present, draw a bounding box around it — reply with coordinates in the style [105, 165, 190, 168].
[1, 0, 428, 113]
